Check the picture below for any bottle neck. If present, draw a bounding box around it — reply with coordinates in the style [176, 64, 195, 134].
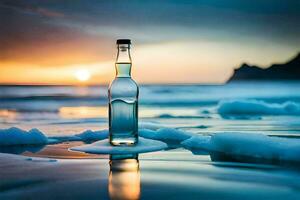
[116, 44, 132, 77]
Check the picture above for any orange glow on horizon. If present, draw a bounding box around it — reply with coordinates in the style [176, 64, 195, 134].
[0, 42, 297, 85]
[0, 61, 114, 85]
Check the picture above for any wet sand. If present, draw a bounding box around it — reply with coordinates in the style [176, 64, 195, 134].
[23, 142, 106, 159]
[1, 150, 300, 200]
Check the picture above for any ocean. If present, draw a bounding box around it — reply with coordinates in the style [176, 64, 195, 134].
[1, 81, 300, 199]
[1, 81, 300, 137]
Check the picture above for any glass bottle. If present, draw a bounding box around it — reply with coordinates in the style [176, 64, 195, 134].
[108, 39, 139, 146]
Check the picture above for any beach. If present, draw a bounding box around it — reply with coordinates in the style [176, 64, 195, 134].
[1, 0, 300, 199]
[2, 150, 300, 200]
[1, 82, 300, 199]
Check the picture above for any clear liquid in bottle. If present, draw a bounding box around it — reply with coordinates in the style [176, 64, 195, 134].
[109, 40, 138, 146]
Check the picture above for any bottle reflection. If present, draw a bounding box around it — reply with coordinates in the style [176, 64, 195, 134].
[108, 154, 140, 200]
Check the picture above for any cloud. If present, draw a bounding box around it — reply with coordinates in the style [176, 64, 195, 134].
[0, 3, 115, 66]
[28, 7, 64, 18]
[0, 0, 299, 68]
[0, 0, 64, 18]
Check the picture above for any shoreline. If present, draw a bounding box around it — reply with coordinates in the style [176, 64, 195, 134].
[1, 152, 300, 200]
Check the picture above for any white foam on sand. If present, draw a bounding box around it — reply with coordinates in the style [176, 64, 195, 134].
[48, 130, 109, 142]
[139, 128, 193, 142]
[49, 122, 165, 142]
[56, 123, 188, 144]
[0, 127, 48, 146]
[218, 99, 300, 116]
[0, 122, 190, 146]
[182, 133, 300, 163]
[75, 129, 109, 141]
[181, 135, 211, 150]
[70, 137, 168, 155]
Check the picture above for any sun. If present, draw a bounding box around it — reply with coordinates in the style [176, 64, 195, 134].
[74, 69, 91, 82]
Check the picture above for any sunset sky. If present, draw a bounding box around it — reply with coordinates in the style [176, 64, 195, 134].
[0, 0, 299, 85]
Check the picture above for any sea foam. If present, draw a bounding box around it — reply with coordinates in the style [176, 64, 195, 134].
[182, 132, 300, 164]
[75, 129, 109, 141]
[72, 127, 193, 144]
[140, 128, 193, 142]
[218, 99, 300, 116]
[0, 127, 48, 146]
[0, 124, 189, 147]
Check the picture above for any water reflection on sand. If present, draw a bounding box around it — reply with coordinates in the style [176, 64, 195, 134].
[109, 154, 140, 200]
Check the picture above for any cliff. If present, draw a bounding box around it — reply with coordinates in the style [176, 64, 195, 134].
[228, 53, 300, 81]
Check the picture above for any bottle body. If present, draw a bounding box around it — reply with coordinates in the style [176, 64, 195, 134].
[109, 40, 138, 145]
[109, 75, 138, 145]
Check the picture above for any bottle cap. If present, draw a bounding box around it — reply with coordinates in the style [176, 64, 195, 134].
[116, 39, 131, 45]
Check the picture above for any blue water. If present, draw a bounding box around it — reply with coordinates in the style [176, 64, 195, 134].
[1, 81, 300, 200]
[0, 81, 300, 136]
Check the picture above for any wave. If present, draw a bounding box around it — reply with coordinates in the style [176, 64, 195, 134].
[218, 99, 300, 117]
[2, 83, 300, 110]
[156, 114, 211, 119]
